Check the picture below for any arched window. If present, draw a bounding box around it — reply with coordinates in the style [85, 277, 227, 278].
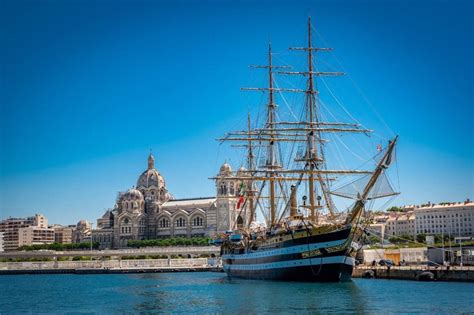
[159, 218, 170, 228]
[176, 217, 186, 227]
[237, 216, 244, 228]
[230, 182, 235, 195]
[192, 217, 204, 227]
[121, 218, 131, 234]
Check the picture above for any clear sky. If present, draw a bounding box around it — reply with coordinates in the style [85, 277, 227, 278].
[1, 0, 473, 225]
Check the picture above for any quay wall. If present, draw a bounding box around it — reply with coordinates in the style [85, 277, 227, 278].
[0, 258, 218, 275]
[353, 266, 474, 282]
[0, 246, 220, 259]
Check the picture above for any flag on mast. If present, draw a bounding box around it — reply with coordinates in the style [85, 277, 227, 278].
[236, 182, 245, 209]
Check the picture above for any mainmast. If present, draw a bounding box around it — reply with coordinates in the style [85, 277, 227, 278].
[286, 17, 343, 223]
[306, 17, 318, 223]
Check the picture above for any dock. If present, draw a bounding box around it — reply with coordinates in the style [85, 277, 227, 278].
[353, 265, 474, 282]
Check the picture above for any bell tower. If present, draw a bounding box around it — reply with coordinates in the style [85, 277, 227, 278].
[215, 162, 237, 232]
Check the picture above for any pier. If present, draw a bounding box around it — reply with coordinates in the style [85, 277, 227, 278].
[353, 265, 474, 282]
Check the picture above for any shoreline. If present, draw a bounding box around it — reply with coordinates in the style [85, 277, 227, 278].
[2, 259, 473, 282]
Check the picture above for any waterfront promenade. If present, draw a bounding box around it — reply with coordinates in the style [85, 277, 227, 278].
[0, 257, 218, 275]
[0, 246, 221, 275]
[0, 246, 220, 259]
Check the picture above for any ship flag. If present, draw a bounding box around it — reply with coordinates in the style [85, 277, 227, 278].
[237, 182, 245, 209]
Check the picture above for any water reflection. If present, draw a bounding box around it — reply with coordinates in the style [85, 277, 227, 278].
[128, 272, 367, 313]
[2, 273, 474, 313]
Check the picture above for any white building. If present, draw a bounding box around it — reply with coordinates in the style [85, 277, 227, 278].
[0, 232, 4, 252]
[18, 226, 55, 247]
[415, 201, 474, 237]
[0, 214, 49, 251]
[385, 212, 416, 238]
[368, 223, 386, 240]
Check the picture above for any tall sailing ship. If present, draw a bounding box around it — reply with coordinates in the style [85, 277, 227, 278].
[214, 18, 399, 282]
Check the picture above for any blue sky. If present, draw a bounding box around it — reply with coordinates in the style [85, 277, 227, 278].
[1, 0, 473, 225]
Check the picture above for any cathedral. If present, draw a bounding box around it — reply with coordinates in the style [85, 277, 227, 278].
[92, 153, 252, 248]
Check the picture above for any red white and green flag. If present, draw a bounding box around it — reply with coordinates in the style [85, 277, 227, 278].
[236, 182, 245, 209]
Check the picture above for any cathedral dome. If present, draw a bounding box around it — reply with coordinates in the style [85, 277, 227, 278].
[137, 169, 164, 188]
[137, 153, 165, 189]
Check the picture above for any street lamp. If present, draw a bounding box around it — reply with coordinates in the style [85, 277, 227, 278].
[90, 223, 94, 261]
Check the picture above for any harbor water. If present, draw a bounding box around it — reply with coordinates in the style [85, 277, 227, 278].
[1, 272, 473, 314]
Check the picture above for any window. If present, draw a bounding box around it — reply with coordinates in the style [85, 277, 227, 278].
[176, 217, 186, 227]
[159, 218, 170, 228]
[237, 216, 244, 227]
[192, 217, 203, 227]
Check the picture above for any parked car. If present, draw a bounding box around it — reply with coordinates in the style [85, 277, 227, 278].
[378, 259, 394, 266]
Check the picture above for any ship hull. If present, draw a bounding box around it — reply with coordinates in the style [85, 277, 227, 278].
[224, 256, 354, 282]
[222, 226, 357, 282]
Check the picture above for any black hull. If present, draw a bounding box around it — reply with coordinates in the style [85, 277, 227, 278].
[222, 226, 358, 282]
[226, 262, 353, 282]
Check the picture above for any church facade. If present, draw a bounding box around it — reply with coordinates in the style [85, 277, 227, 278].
[92, 153, 252, 248]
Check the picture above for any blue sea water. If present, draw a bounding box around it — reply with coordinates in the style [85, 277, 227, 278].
[0, 272, 473, 314]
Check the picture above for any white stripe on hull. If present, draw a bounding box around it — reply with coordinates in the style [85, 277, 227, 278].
[223, 255, 355, 271]
[221, 238, 347, 261]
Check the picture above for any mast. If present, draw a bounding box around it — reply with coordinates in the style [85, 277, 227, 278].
[246, 112, 256, 227]
[285, 16, 342, 223]
[266, 43, 278, 227]
[306, 17, 318, 223]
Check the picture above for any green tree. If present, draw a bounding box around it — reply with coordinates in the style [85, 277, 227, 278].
[387, 206, 402, 212]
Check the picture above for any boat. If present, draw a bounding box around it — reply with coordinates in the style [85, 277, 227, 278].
[215, 17, 399, 282]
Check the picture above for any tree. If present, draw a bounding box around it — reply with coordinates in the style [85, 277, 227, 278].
[388, 236, 399, 244]
[387, 206, 402, 212]
[416, 234, 426, 243]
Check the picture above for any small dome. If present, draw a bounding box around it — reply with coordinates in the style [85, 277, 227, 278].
[76, 220, 91, 230]
[237, 166, 248, 176]
[123, 188, 143, 201]
[219, 162, 232, 174]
